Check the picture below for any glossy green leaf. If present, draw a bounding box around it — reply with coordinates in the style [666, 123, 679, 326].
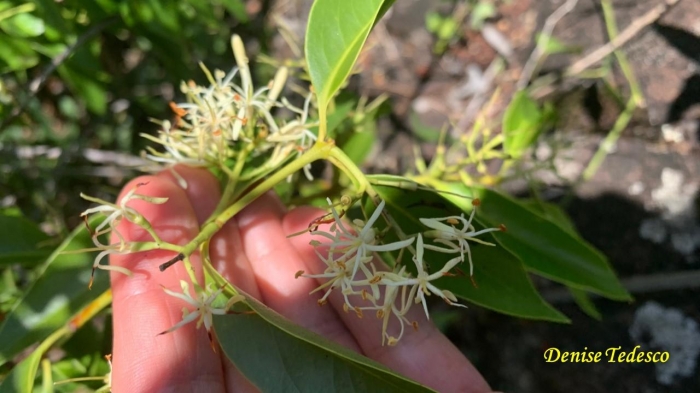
[306, 0, 387, 112]
[215, 292, 433, 393]
[502, 91, 542, 159]
[520, 199, 577, 235]
[441, 183, 630, 301]
[367, 175, 568, 322]
[0, 219, 109, 366]
[0, 214, 51, 266]
[521, 199, 604, 319]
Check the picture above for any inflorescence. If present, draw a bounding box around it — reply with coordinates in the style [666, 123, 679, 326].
[296, 197, 504, 346]
[77, 34, 504, 346]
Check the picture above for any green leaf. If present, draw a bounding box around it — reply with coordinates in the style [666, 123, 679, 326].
[57, 64, 108, 115]
[367, 175, 568, 322]
[0, 12, 45, 37]
[442, 183, 631, 301]
[0, 326, 66, 393]
[0, 214, 51, 266]
[340, 128, 376, 165]
[310, 97, 355, 138]
[520, 199, 578, 235]
[502, 91, 543, 159]
[219, 0, 248, 21]
[521, 200, 604, 319]
[425, 12, 443, 33]
[470, 2, 496, 30]
[215, 293, 433, 393]
[0, 219, 109, 366]
[305, 0, 387, 114]
[0, 35, 38, 72]
[0, 351, 40, 392]
[536, 33, 579, 55]
[0, 3, 34, 23]
[408, 111, 443, 143]
[569, 287, 602, 320]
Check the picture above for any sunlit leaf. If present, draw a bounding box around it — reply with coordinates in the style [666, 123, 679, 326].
[306, 0, 389, 117]
[215, 292, 433, 393]
[502, 91, 542, 159]
[0, 12, 45, 37]
[536, 33, 580, 55]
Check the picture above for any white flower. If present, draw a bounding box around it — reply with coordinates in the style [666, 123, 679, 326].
[361, 266, 417, 346]
[267, 94, 317, 180]
[381, 234, 466, 320]
[159, 280, 245, 338]
[296, 248, 360, 307]
[311, 198, 415, 283]
[419, 198, 504, 277]
[80, 183, 168, 287]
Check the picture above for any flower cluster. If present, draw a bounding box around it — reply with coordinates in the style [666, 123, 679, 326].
[80, 182, 168, 288]
[159, 280, 245, 345]
[297, 197, 504, 345]
[141, 35, 317, 179]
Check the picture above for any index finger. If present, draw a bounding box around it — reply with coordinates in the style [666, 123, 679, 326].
[109, 175, 225, 392]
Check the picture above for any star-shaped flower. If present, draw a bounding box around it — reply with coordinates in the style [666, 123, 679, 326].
[311, 198, 415, 283]
[419, 199, 504, 277]
[381, 234, 466, 320]
[159, 280, 245, 345]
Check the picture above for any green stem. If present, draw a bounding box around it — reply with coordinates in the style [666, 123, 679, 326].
[582, 96, 635, 181]
[206, 145, 253, 224]
[327, 145, 374, 197]
[600, 0, 644, 107]
[179, 143, 331, 258]
[317, 105, 328, 142]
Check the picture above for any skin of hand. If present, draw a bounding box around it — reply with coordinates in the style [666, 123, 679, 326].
[108, 165, 492, 393]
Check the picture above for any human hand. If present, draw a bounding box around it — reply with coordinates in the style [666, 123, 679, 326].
[108, 165, 492, 392]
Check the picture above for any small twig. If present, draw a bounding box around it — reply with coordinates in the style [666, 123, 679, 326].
[0, 17, 119, 132]
[580, 0, 652, 182]
[542, 270, 700, 304]
[566, 0, 680, 76]
[599, 0, 645, 107]
[581, 97, 635, 181]
[517, 0, 580, 89]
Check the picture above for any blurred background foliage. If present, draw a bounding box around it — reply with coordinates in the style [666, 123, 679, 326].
[0, 0, 270, 236]
[0, 0, 269, 385]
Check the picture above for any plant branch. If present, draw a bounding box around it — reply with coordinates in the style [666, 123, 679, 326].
[518, 0, 580, 89]
[566, 0, 680, 76]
